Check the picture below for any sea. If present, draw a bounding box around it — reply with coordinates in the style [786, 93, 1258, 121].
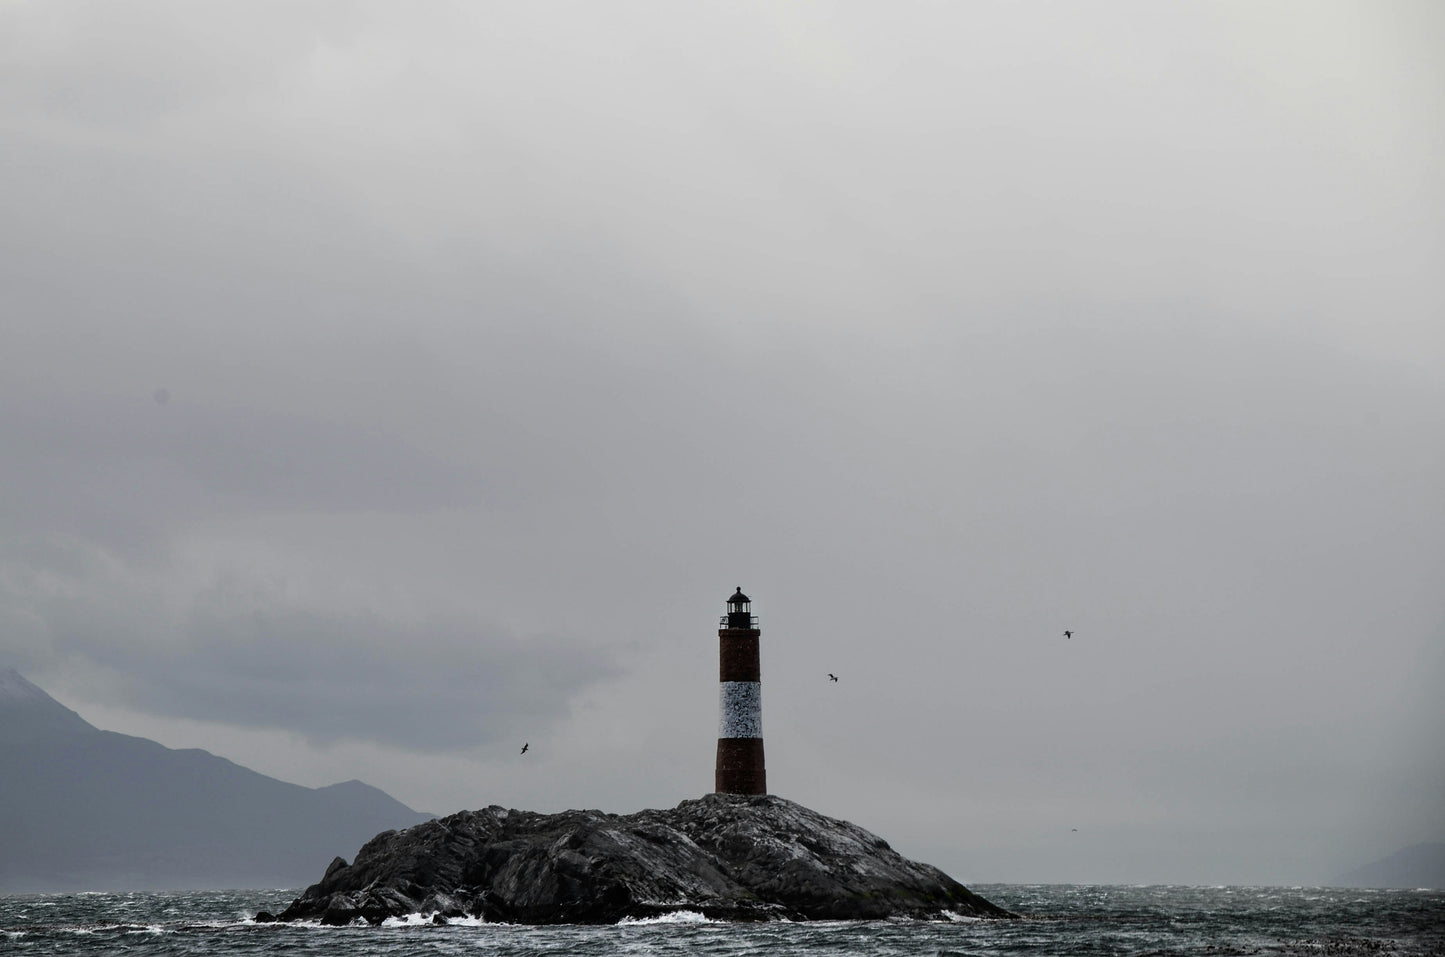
[1, 884, 1441, 956]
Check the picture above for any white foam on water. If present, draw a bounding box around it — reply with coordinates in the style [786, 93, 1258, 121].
[378, 913, 493, 927]
[264, 918, 360, 929]
[941, 910, 983, 922]
[616, 910, 716, 925]
[379, 914, 431, 927]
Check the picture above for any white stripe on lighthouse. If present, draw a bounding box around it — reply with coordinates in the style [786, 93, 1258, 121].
[718, 681, 762, 738]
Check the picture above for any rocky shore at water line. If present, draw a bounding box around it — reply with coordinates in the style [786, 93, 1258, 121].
[261, 793, 1014, 925]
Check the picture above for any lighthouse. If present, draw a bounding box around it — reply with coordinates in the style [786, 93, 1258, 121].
[715, 586, 766, 794]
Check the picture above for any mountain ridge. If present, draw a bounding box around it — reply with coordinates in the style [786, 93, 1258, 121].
[1329, 842, 1445, 890]
[0, 668, 433, 892]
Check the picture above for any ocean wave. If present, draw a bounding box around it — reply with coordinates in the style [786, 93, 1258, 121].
[379, 913, 492, 927]
[617, 910, 717, 925]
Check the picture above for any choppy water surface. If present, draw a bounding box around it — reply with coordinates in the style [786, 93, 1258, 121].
[1, 884, 1440, 956]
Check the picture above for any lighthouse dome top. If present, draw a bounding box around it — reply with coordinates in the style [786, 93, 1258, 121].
[729, 587, 750, 604]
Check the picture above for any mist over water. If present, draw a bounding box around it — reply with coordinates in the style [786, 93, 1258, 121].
[3, 885, 1441, 956]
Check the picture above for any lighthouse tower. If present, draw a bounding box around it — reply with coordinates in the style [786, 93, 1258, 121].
[715, 586, 766, 794]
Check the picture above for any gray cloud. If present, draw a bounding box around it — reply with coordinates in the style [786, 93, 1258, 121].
[0, 394, 486, 554]
[1, 538, 619, 750]
[2, 0, 1441, 883]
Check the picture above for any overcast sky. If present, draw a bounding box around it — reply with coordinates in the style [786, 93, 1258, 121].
[2, 1, 1442, 886]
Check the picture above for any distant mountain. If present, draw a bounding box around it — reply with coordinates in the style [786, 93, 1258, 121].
[0, 668, 433, 892]
[1329, 843, 1445, 890]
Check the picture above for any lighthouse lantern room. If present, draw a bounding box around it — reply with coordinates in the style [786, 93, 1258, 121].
[723, 588, 755, 630]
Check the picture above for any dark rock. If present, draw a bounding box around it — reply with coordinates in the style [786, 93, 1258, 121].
[252, 911, 276, 923]
[272, 793, 1014, 924]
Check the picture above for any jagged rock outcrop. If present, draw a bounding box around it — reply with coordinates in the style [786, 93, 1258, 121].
[270, 793, 1013, 925]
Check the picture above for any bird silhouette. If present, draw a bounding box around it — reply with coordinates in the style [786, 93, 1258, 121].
[828, 673, 838, 682]
[520, 743, 529, 754]
[1063, 630, 1073, 639]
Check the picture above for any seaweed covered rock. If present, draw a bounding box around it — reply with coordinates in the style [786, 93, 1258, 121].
[273, 793, 1013, 925]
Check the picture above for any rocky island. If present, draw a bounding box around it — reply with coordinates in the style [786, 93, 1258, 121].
[265, 793, 1013, 924]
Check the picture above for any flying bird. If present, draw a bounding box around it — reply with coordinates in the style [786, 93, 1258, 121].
[828, 673, 838, 682]
[520, 743, 529, 755]
[1063, 630, 1073, 639]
